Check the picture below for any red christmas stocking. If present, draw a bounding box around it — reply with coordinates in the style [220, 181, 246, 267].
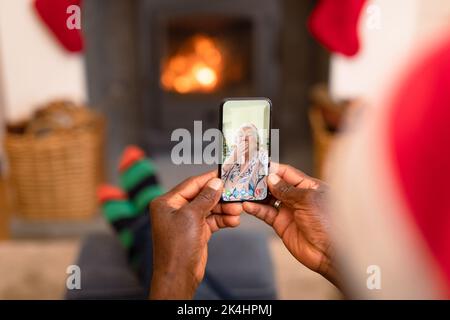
[33, 0, 84, 53]
[308, 0, 366, 57]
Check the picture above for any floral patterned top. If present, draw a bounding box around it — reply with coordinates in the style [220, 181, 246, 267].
[221, 148, 269, 201]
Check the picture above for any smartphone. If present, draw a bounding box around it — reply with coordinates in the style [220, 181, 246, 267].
[219, 98, 271, 202]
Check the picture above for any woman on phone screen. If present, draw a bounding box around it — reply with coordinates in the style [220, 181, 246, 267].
[221, 123, 268, 201]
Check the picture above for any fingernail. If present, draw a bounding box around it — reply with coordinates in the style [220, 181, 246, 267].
[208, 178, 223, 190]
[268, 174, 280, 185]
[269, 162, 279, 174]
[243, 202, 255, 213]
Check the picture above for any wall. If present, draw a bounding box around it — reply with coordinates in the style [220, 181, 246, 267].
[0, 0, 86, 123]
[330, 0, 450, 104]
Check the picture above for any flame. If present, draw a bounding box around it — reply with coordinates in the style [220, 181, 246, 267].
[161, 35, 223, 93]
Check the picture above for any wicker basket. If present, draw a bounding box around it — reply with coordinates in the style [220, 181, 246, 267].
[4, 102, 105, 220]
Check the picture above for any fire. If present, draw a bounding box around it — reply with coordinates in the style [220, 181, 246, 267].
[161, 35, 223, 93]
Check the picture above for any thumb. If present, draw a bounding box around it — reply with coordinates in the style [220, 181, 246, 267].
[267, 173, 310, 209]
[184, 178, 223, 218]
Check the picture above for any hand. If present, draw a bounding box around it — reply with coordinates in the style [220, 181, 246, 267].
[149, 171, 242, 299]
[242, 164, 339, 287]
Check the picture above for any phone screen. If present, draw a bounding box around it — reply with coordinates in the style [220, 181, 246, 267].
[220, 98, 271, 202]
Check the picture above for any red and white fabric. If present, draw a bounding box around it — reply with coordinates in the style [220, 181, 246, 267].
[329, 34, 450, 298]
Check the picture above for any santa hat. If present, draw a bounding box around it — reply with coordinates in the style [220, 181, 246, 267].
[328, 34, 450, 298]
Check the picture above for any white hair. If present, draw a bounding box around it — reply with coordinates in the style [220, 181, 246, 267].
[234, 123, 260, 146]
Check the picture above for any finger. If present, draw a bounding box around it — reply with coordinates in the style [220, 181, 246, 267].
[267, 173, 310, 209]
[212, 202, 243, 216]
[270, 163, 318, 189]
[172, 170, 218, 199]
[164, 170, 218, 207]
[183, 178, 223, 218]
[242, 202, 278, 226]
[206, 214, 240, 233]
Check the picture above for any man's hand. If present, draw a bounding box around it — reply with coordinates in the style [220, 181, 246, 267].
[149, 171, 242, 299]
[243, 164, 339, 287]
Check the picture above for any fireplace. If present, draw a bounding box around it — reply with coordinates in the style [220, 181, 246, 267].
[138, 0, 281, 151]
[161, 17, 252, 94]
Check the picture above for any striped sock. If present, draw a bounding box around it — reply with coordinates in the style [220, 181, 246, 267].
[97, 184, 138, 249]
[97, 184, 153, 287]
[118, 146, 164, 213]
